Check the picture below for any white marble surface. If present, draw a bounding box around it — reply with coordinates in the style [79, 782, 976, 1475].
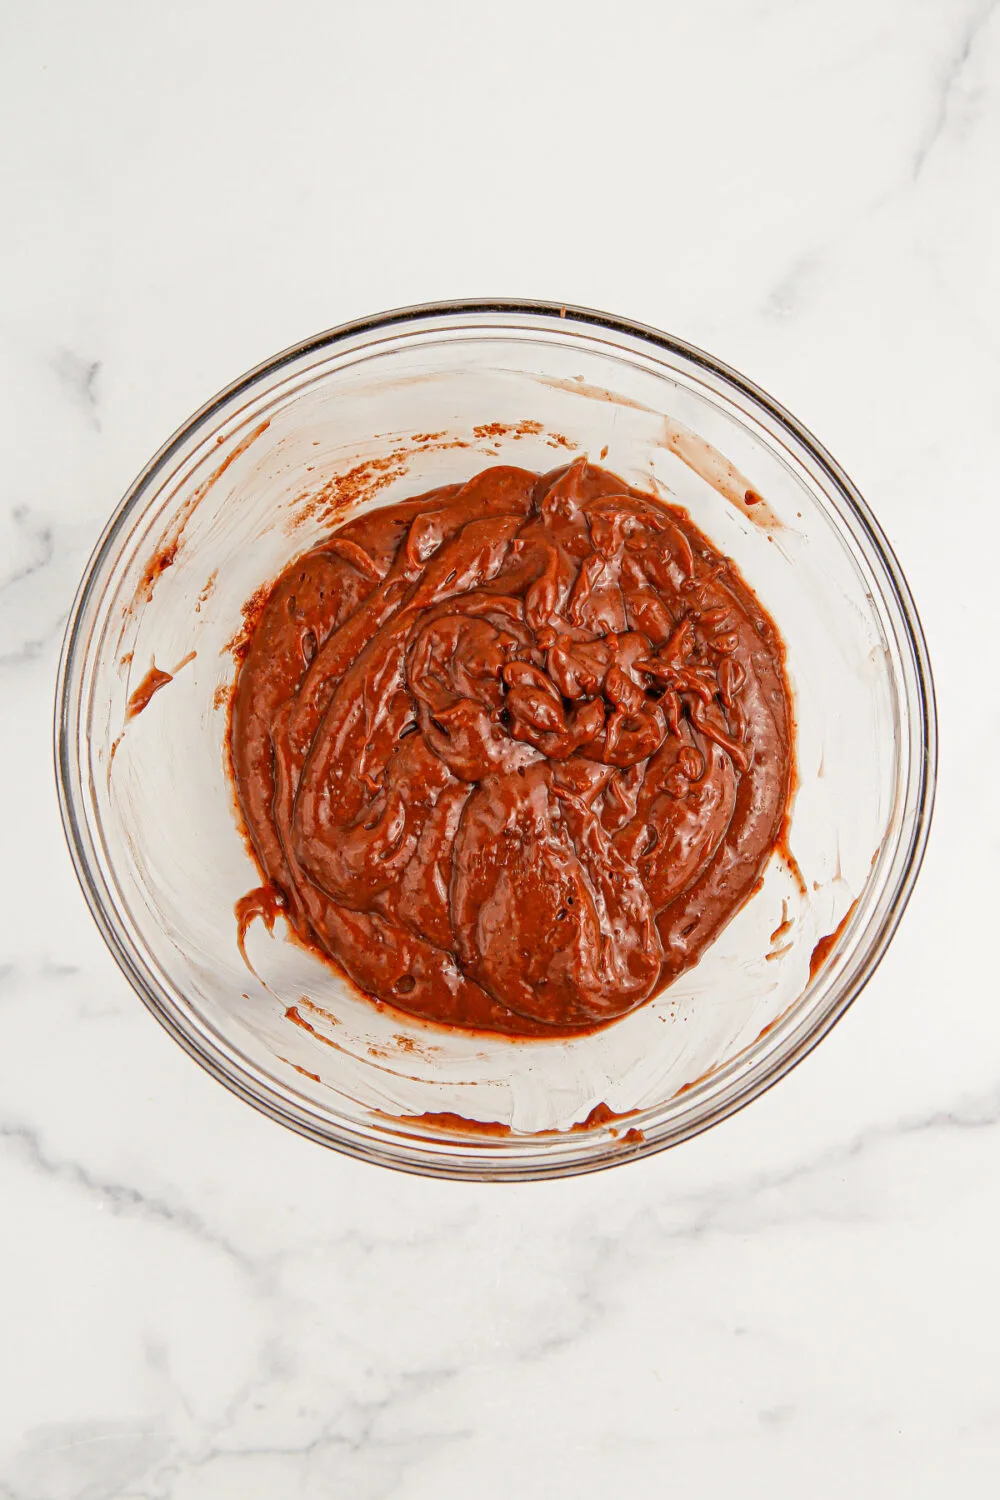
[0, 0, 995, 1493]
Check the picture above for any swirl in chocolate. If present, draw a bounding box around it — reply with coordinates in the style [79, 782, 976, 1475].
[231, 458, 793, 1036]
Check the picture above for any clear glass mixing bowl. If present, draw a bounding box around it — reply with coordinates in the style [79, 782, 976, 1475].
[55, 301, 936, 1179]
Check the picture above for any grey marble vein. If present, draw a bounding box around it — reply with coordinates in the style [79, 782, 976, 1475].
[0, 508, 54, 595]
[766, 250, 824, 320]
[912, 0, 998, 179]
[157, 1426, 469, 1500]
[52, 351, 102, 428]
[0, 1422, 170, 1500]
[657, 1088, 1000, 1241]
[0, 1118, 257, 1273]
[105, 1367, 472, 1500]
[0, 610, 68, 668]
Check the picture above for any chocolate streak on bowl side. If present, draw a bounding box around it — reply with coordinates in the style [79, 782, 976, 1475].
[808, 898, 860, 982]
[134, 421, 271, 608]
[126, 664, 174, 721]
[230, 458, 794, 1037]
[124, 651, 196, 722]
[383, 1102, 641, 1142]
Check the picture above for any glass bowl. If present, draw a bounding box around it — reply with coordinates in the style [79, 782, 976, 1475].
[55, 300, 936, 1180]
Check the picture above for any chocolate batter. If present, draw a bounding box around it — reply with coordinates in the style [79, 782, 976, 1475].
[231, 458, 793, 1036]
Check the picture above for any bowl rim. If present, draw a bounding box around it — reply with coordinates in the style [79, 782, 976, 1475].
[54, 297, 938, 1180]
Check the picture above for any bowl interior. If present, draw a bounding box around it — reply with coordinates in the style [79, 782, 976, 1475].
[60, 308, 929, 1177]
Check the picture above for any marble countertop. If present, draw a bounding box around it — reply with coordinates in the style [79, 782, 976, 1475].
[1, 1, 995, 1494]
